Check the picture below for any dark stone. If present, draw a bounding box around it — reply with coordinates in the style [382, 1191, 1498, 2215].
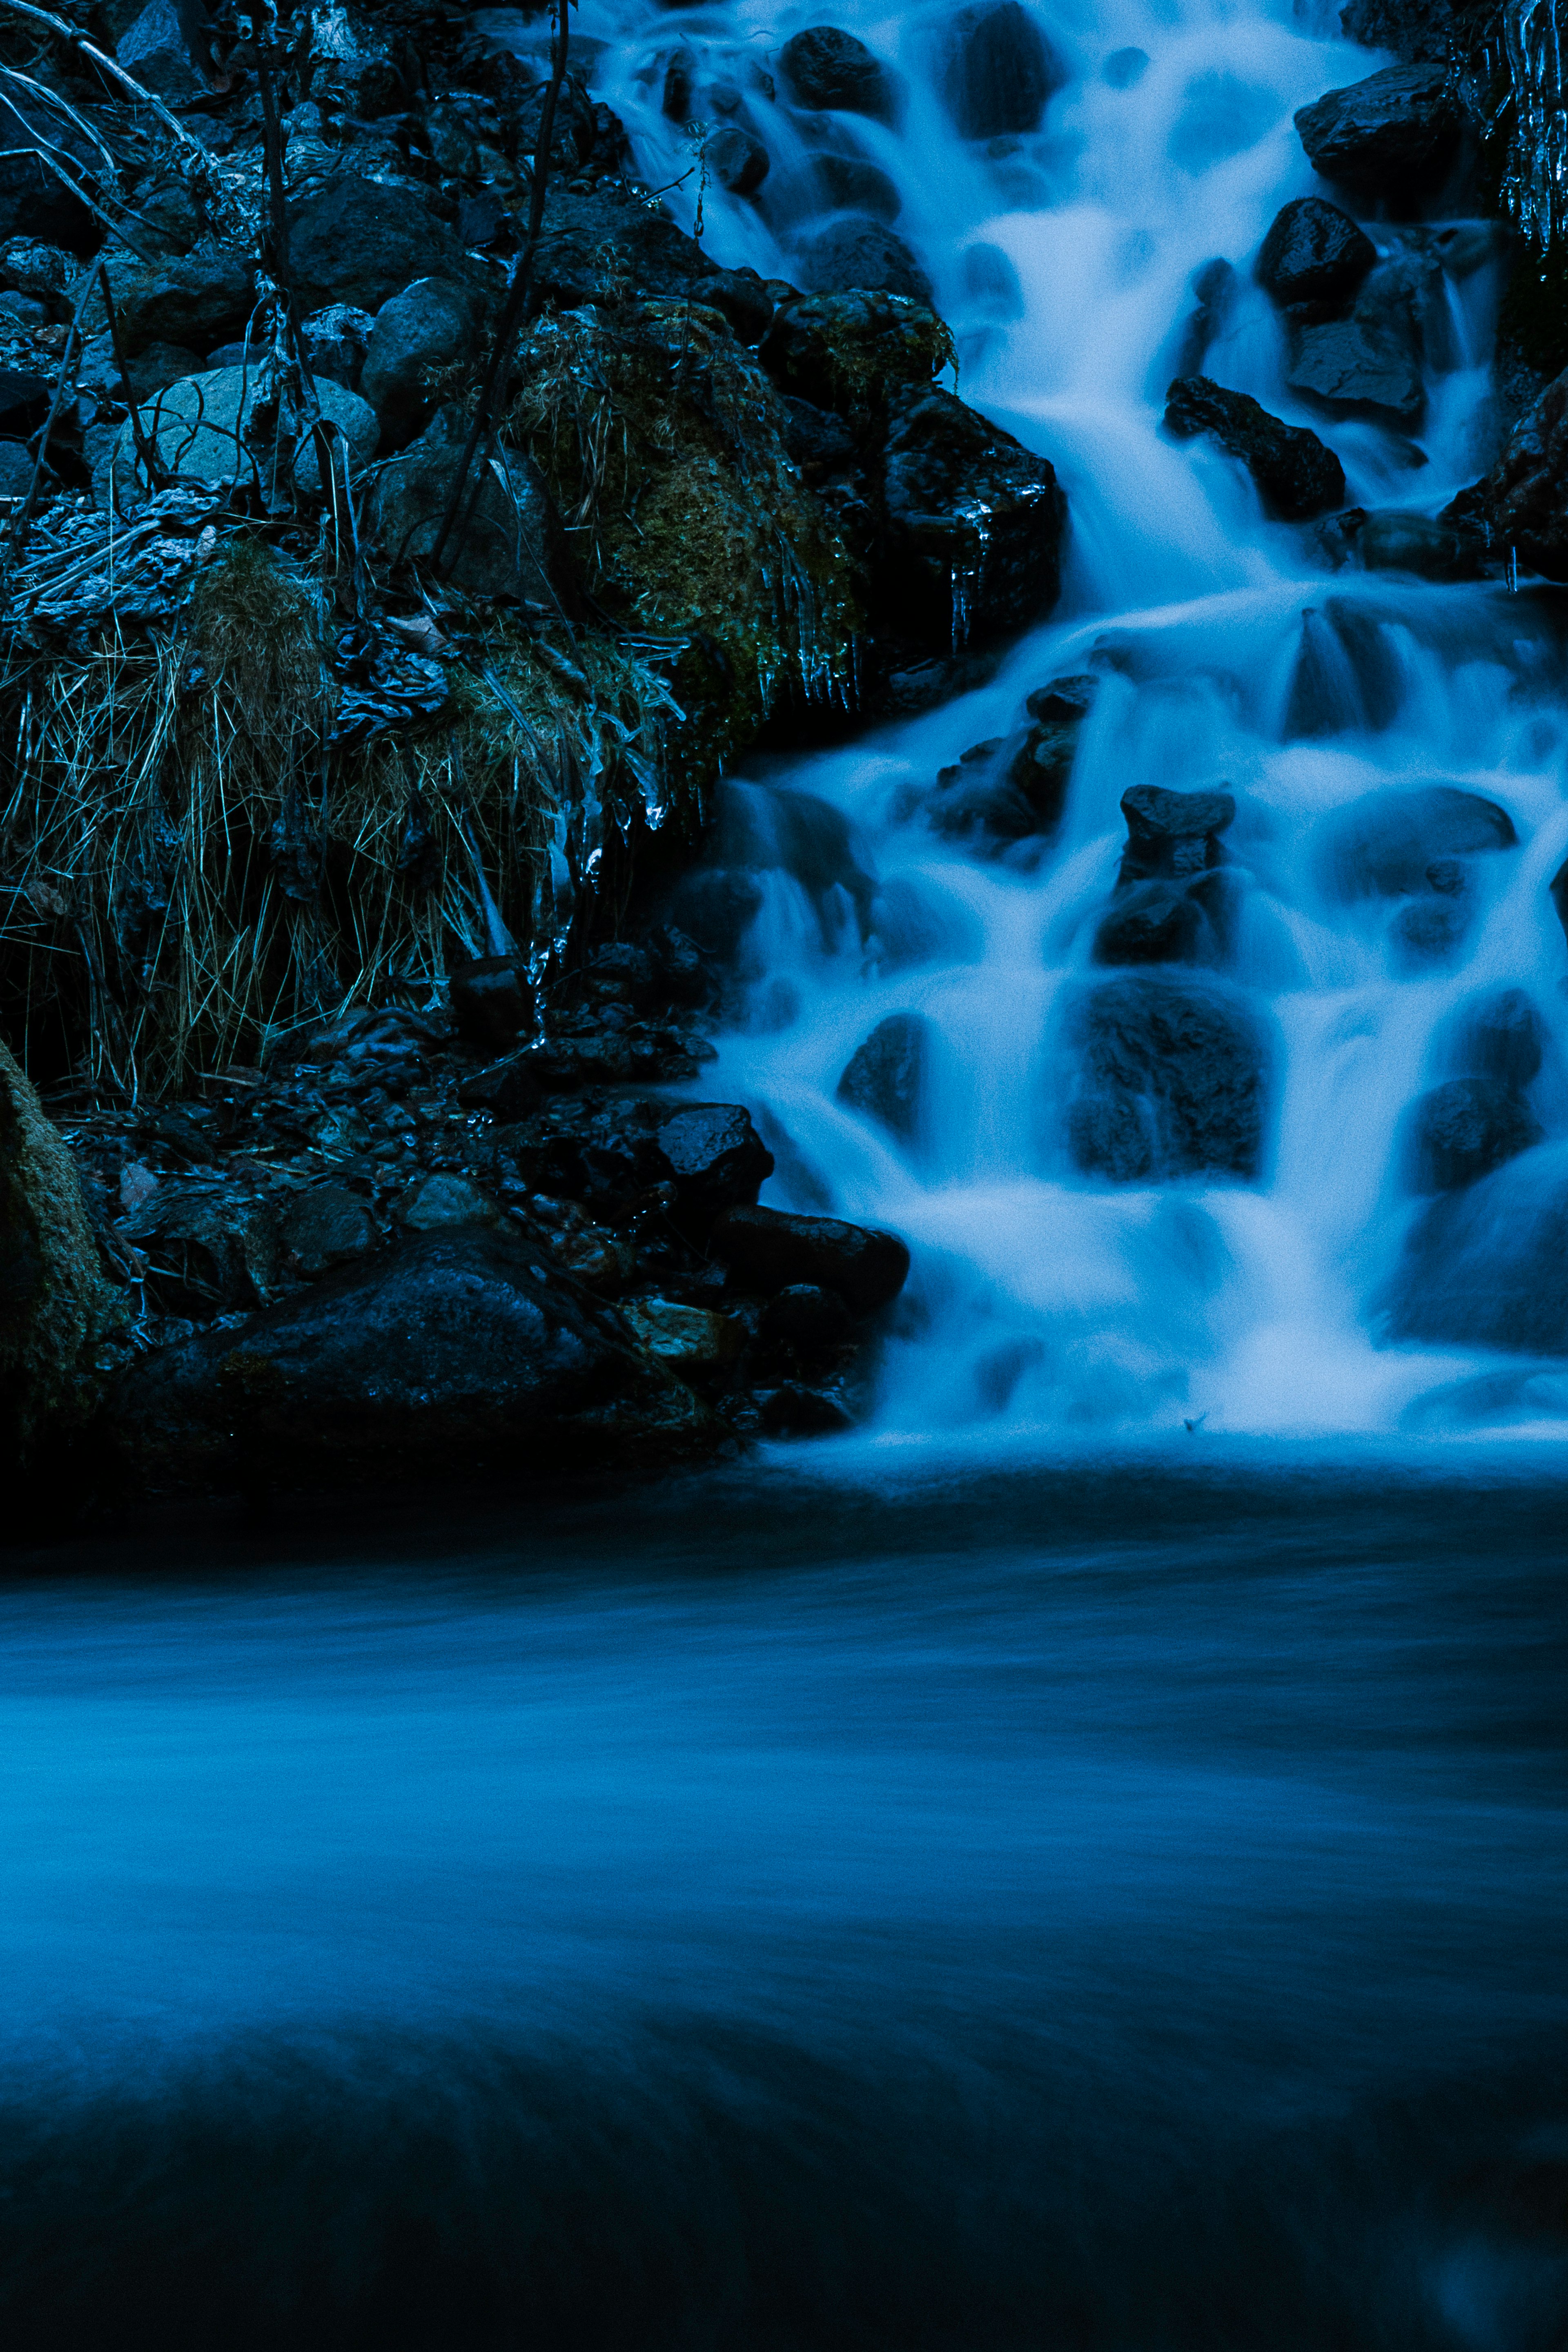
[669, 868, 766, 962]
[780, 26, 898, 122]
[927, 719, 1080, 842]
[360, 278, 478, 441]
[646, 926, 710, 1006]
[704, 126, 770, 196]
[584, 942, 656, 1002]
[1391, 895, 1468, 967]
[0, 371, 47, 439]
[296, 304, 373, 394]
[1065, 973, 1272, 1183]
[1164, 375, 1345, 521]
[1441, 987, 1546, 1087]
[940, 2, 1068, 139]
[704, 270, 776, 345]
[532, 178, 716, 311]
[759, 1283, 853, 1349]
[813, 153, 902, 220]
[653, 1104, 774, 1212]
[1172, 258, 1238, 379]
[1460, 363, 1568, 581]
[1379, 1144, 1568, 1355]
[760, 289, 950, 412]
[796, 219, 932, 305]
[1338, 0, 1459, 62]
[116, 0, 211, 101]
[120, 1184, 280, 1316]
[1256, 197, 1376, 310]
[287, 178, 476, 315]
[959, 242, 1024, 318]
[1284, 598, 1405, 735]
[711, 1203, 911, 1311]
[835, 1012, 929, 1141]
[1286, 301, 1425, 428]
[279, 1184, 377, 1278]
[1317, 785, 1517, 900]
[105, 250, 259, 359]
[1025, 673, 1098, 722]
[0, 92, 97, 252]
[782, 395, 859, 474]
[1354, 508, 1487, 578]
[457, 1050, 543, 1123]
[1104, 47, 1149, 86]
[117, 1225, 692, 1487]
[1293, 65, 1461, 197]
[1092, 883, 1209, 967]
[880, 384, 1068, 650]
[1118, 783, 1236, 883]
[367, 405, 562, 599]
[1402, 1076, 1544, 1194]
[450, 956, 533, 1050]
[759, 1381, 854, 1436]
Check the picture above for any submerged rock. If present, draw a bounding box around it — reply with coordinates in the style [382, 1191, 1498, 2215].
[1164, 377, 1345, 520]
[1316, 785, 1517, 900]
[1293, 66, 1461, 198]
[1065, 973, 1272, 1183]
[1401, 1077, 1544, 1194]
[1441, 987, 1546, 1089]
[711, 1203, 911, 1311]
[836, 1013, 930, 1142]
[1118, 784, 1236, 883]
[796, 220, 932, 306]
[1457, 363, 1568, 580]
[940, 2, 1068, 139]
[1380, 1143, 1568, 1355]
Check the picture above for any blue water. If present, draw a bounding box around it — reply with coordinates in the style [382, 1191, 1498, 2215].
[3, 1454, 1565, 2346]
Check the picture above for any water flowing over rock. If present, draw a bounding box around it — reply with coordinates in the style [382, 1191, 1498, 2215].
[1164, 377, 1345, 519]
[836, 1013, 930, 1140]
[940, 2, 1069, 139]
[780, 26, 899, 121]
[1065, 976, 1272, 1184]
[1316, 786, 1518, 900]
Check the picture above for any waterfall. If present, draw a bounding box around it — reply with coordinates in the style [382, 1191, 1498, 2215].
[523, 0, 1568, 1440]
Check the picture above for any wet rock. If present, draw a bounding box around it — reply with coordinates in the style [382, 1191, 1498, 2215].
[116, 1224, 705, 1489]
[836, 1012, 929, 1141]
[1164, 376, 1346, 521]
[279, 1184, 376, 1278]
[1379, 1143, 1568, 1355]
[1442, 987, 1546, 1089]
[927, 721, 1074, 841]
[782, 396, 859, 477]
[104, 250, 259, 359]
[1317, 785, 1517, 900]
[533, 178, 717, 312]
[116, 0, 211, 101]
[1065, 973, 1272, 1184]
[1294, 65, 1461, 198]
[361, 279, 479, 443]
[1354, 508, 1487, 579]
[716, 782, 877, 942]
[1457, 363, 1568, 580]
[1256, 197, 1377, 311]
[1172, 258, 1238, 379]
[759, 1283, 853, 1350]
[367, 405, 562, 599]
[1118, 784, 1236, 883]
[796, 220, 932, 306]
[400, 1174, 502, 1231]
[760, 289, 951, 412]
[941, 2, 1068, 139]
[1338, 0, 1457, 61]
[288, 178, 477, 315]
[704, 126, 770, 196]
[1105, 47, 1150, 87]
[1391, 893, 1468, 967]
[1285, 294, 1425, 428]
[0, 1038, 116, 1462]
[712, 1203, 911, 1311]
[960, 242, 1024, 319]
[654, 1103, 775, 1214]
[109, 368, 380, 508]
[623, 1295, 736, 1369]
[120, 1183, 280, 1315]
[1402, 1076, 1544, 1194]
[759, 1380, 854, 1436]
[458, 1050, 544, 1123]
[780, 27, 898, 122]
[880, 384, 1068, 649]
[1093, 884, 1211, 968]
[813, 153, 902, 220]
[1026, 672, 1099, 723]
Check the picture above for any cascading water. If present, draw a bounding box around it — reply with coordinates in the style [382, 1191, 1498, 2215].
[488, 0, 1568, 1442]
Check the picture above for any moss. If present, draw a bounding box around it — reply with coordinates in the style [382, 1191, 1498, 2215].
[0, 1038, 117, 1462]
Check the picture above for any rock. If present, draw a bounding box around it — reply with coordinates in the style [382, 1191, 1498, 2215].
[1441, 987, 1546, 1087]
[940, 0, 1067, 138]
[779, 26, 898, 122]
[109, 367, 380, 507]
[279, 1184, 376, 1278]
[782, 395, 859, 477]
[132, 177, 201, 262]
[1401, 1076, 1544, 1194]
[116, 0, 210, 101]
[795, 220, 932, 306]
[124, 341, 205, 405]
[1105, 47, 1149, 87]
[449, 955, 533, 1051]
[0, 237, 71, 304]
[359, 279, 477, 441]
[704, 126, 770, 196]
[120, 1182, 280, 1314]
[812, 153, 902, 219]
[294, 1007, 441, 1089]
[646, 927, 711, 1007]
[1293, 66, 1461, 197]
[960, 242, 1024, 318]
[715, 782, 878, 942]
[1285, 298, 1425, 428]
[760, 289, 951, 412]
[0, 1038, 116, 1463]
[1354, 508, 1487, 579]
[0, 91, 97, 252]
[880, 384, 1068, 650]
[0, 370, 47, 437]
[1172, 258, 1238, 379]
[0, 441, 32, 496]
[926, 693, 1091, 842]
[1379, 1143, 1568, 1355]
[366, 404, 562, 599]
[711, 1202, 911, 1311]
[1026, 672, 1098, 722]
[1118, 783, 1236, 882]
[1065, 973, 1272, 1183]
[1093, 884, 1212, 968]
[1338, 0, 1457, 62]
[622, 1295, 736, 1369]
[1391, 894, 1468, 967]
[836, 1012, 929, 1141]
[533, 178, 717, 312]
[1460, 363, 1568, 580]
[654, 1104, 775, 1213]
[759, 1380, 854, 1435]
[116, 1223, 705, 1488]
[287, 178, 477, 315]
[400, 1174, 502, 1231]
[103, 249, 258, 359]
[759, 1283, 853, 1350]
[1256, 197, 1376, 310]
[300, 305, 374, 394]
[1164, 376, 1346, 521]
[1316, 785, 1517, 900]
[457, 1049, 543, 1123]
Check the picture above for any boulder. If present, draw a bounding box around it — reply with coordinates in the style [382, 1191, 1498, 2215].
[365, 404, 562, 599]
[1293, 65, 1461, 197]
[1401, 1076, 1544, 1194]
[116, 1223, 707, 1488]
[704, 127, 770, 196]
[1164, 376, 1345, 521]
[779, 26, 898, 122]
[1118, 783, 1236, 882]
[532, 178, 717, 311]
[759, 1380, 854, 1435]
[360, 279, 478, 442]
[622, 1295, 736, 1370]
[812, 153, 902, 219]
[1441, 987, 1545, 1088]
[879, 384, 1068, 649]
[796, 220, 932, 306]
[116, 0, 211, 101]
[120, 1183, 280, 1314]
[1092, 884, 1213, 968]
[1065, 973, 1272, 1183]
[1379, 1143, 1568, 1355]
[760, 289, 951, 412]
[1459, 363, 1568, 580]
[1285, 298, 1425, 427]
[1256, 197, 1376, 311]
[1316, 785, 1517, 900]
[940, 2, 1068, 139]
[710, 1203, 911, 1311]
[0, 90, 98, 252]
[300, 305, 374, 394]
[109, 368, 380, 507]
[400, 1174, 502, 1232]
[835, 1012, 929, 1141]
[926, 717, 1080, 840]
[287, 178, 476, 314]
[278, 1184, 376, 1278]
[653, 1103, 775, 1213]
[759, 1283, 853, 1350]
[104, 249, 259, 359]
[0, 1038, 116, 1463]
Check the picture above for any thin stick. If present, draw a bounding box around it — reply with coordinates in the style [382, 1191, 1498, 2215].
[2, 0, 216, 160]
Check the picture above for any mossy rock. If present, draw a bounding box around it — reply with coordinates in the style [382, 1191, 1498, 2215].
[0, 1040, 118, 1462]
[760, 289, 956, 414]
